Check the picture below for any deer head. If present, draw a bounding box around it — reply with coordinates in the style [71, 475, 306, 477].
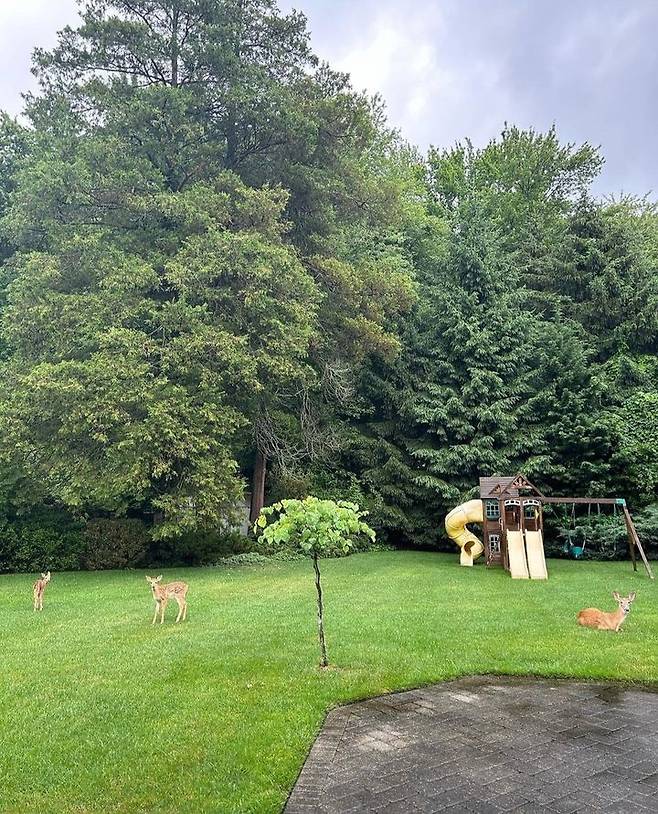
[612, 591, 636, 615]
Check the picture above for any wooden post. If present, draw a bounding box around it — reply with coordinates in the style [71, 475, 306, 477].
[622, 504, 653, 580]
[625, 513, 637, 573]
[499, 499, 508, 571]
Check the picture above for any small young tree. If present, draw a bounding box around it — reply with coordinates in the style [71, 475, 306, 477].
[254, 497, 375, 667]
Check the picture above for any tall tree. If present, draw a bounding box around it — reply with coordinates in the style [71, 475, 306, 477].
[1, 164, 319, 537]
[0, 0, 415, 535]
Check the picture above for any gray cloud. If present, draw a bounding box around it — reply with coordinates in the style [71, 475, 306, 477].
[0, 1, 80, 115]
[292, 0, 658, 199]
[2, 1, 656, 198]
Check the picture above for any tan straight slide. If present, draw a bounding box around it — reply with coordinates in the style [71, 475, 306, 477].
[506, 530, 529, 579]
[525, 530, 548, 580]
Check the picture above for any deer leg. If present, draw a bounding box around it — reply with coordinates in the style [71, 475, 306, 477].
[175, 600, 182, 623]
[183, 601, 187, 621]
[152, 602, 159, 625]
[160, 599, 166, 624]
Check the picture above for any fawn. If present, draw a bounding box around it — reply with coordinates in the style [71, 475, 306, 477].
[33, 571, 51, 611]
[146, 575, 189, 624]
[577, 591, 636, 632]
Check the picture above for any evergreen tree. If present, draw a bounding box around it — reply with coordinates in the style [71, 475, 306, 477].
[340, 128, 634, 546]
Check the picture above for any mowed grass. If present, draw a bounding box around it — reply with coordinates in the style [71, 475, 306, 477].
[1, 552, 657, 814]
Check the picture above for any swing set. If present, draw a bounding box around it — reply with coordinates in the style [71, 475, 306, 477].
[547, 496, 653, 578]
[456, 475, 656, 581]
[560, 501, 617, 559]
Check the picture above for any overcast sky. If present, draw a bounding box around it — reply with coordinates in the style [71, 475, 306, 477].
[1, 0, 656, 199]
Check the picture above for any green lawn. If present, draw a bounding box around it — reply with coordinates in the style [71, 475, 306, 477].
[1, 552, 656, 814]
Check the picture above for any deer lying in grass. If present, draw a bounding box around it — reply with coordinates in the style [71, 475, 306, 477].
[33, 571, 51, 611]
[146, 575, 189, 624]
[577, 591, 636, 632]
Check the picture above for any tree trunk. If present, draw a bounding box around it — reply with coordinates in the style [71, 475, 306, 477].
[313, 552, 329, 667]
[171, 6, 179, 87]
[249, 449, 267, 524]
[225, 0, 243, 168]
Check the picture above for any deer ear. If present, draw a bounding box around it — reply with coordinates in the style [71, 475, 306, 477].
[612, 591, 620, 600]
[629, 592, 636, 601]
[156, 575, 162, 582]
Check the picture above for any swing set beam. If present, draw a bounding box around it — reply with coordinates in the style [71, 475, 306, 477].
[541, 497, 621, 505]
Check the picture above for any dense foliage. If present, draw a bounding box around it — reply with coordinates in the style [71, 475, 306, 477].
[0, 1, 656, 569]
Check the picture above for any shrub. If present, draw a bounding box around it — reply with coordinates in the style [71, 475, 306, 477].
[213, 550, 305, 567]
[0, 517, 86, 573]
[214, 552, 271, 567]
[150, 528, 250, 566]
[82, 518, 150, 570]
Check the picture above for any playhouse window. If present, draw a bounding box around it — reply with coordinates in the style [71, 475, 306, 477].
[489, 534, 501, 553]
[524, 504, 537, 519]
[485, 500, 500, 519]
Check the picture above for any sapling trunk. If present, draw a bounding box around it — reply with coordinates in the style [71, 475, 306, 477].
[312, 552, 329, 667]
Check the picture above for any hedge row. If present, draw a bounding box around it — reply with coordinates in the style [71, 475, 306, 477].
[0, 515, 250, 573]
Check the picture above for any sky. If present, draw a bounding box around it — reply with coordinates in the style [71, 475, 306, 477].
[1, 0, 656, 199]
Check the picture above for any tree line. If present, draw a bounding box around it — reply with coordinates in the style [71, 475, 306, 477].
[0, 0, 656, 568]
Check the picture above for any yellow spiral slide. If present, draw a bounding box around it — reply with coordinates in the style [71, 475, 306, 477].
[444, 499, 484, 566]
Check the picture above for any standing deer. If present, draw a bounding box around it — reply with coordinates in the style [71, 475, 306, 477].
[33, 571, 51, 611]
[146, 575, 189, 624]
[577, 591, 636, 632]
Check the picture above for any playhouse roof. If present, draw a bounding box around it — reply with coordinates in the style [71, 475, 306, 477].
[479, 474, 544, 499]
[479, 476, 517, 498]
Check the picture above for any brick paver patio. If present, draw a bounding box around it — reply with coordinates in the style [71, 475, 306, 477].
[284, 676, 658, 813]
